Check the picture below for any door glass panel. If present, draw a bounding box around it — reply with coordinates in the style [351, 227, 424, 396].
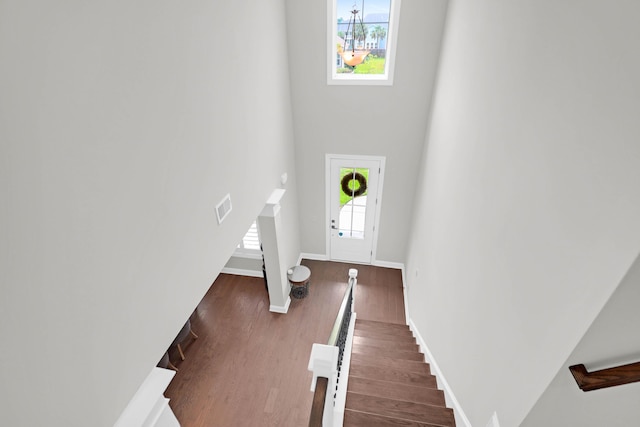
[338, 167, 369, 239]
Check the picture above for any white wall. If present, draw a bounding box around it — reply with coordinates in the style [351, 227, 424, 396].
[284, 0, 448, 263]
[0, 0, 300, 425]
[405, 0, 640, 426]
[521, 252, 640, 427]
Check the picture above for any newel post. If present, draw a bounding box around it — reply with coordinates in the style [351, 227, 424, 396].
[348, 268, 357, 311]
[308, 343, 339, 427]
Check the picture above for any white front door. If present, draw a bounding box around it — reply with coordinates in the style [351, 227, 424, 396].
[327, 155, 384, 263]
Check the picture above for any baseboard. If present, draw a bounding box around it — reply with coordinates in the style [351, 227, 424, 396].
[221, 267, 263, 278]
[298, 254, 405, 270]
[298, 252, 328, 265]
[401, 267, 409, 326]
[371, 259, 405, 270]
[269, 296, 291, 314]
[408, 318, 472, 427]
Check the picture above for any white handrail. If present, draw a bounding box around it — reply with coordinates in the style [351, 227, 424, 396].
[308, 269, 357, 427]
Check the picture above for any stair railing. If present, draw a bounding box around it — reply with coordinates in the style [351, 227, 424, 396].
[569, 361, 640, 391]
[308, 268, 358, 427]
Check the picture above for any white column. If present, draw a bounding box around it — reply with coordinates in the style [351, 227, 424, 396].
[258, 189, 291, 313]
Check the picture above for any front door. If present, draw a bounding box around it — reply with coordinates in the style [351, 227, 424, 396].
[327, 155, 384, 263]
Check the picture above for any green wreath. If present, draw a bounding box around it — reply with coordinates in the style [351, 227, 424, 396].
[341, 172, 367, 198]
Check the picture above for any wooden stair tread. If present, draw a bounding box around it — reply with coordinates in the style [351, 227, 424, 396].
[353, 335, 419, 352]
[356, 319, 412, 331]
[349, 363, 438, 388]
[354, 328, 417, 343]
[344, 409, 445, 427]
[348, 377, 446, 407]
[355, 320, 414, 335]
[345, 392, 455, 427]
[351, 353, 431, 375]
[351, 343, 425, 362]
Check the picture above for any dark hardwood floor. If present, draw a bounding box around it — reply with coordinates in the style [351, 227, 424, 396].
[164, 259, 405, 427]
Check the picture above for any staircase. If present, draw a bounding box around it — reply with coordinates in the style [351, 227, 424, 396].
[343, 319, 456, 427]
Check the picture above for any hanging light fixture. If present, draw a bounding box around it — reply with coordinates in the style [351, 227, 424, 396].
[340, 1, 370, 68]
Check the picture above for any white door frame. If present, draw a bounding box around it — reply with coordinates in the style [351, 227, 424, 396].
[325, 154, 386, 264]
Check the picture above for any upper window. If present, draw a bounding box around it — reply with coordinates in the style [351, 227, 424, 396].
[328, 0, 401, 85]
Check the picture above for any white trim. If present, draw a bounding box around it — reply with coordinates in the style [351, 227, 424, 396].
[400, 265, 410, 325]
[371, 259, 404, 270]
[297, 255, 404, 270]
[408, 318, 472, 427]
[266, 188, 286, 205]
[328, 73, 395, 86]
[327, 0, 402, 85]
[325, 154, 386, 264]
[372, 159, 385, 263]
[269, 296, 291, 314]
[115, 367, 178, 427]
[325, 156, 331, 263]
[221, 267, 263, 278]
[298, 252, 328, 266]
[320, 258, 378, 268]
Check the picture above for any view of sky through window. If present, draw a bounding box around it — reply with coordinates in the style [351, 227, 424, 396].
[336, 0, 391, 22]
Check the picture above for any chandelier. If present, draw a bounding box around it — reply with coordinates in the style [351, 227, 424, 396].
[340, 1, 370, 67]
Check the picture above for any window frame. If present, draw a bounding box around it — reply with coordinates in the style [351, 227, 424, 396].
[327, 0, 402, 86]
